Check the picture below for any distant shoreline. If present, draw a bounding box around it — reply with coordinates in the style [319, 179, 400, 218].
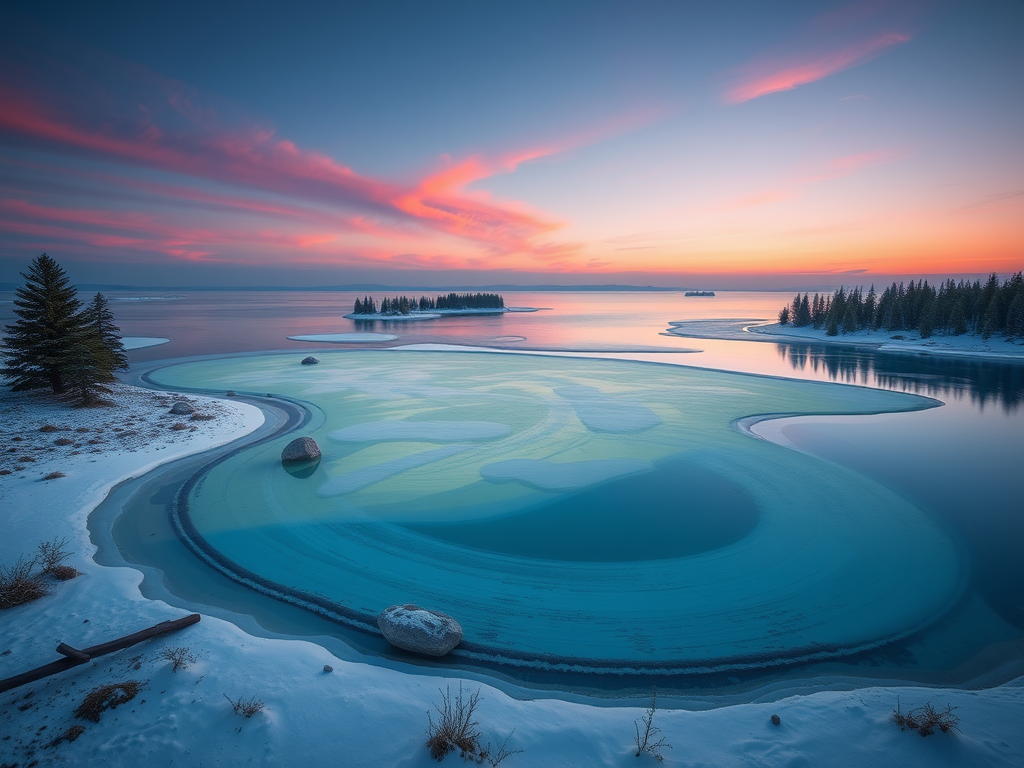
[344, 307, 543, 320]
[664, 318, 1024, 362]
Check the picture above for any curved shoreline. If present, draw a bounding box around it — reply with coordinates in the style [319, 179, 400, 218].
[664, 319, 1024, 363]
[111, 350, 986, 689]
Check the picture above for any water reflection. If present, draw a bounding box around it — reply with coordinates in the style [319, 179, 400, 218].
[776, 343, 1024, 412]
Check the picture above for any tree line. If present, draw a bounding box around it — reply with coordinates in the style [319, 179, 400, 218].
[352, 292, 505, 315]
[778, 272, 1024, 339]
[1, 254, 129, 404]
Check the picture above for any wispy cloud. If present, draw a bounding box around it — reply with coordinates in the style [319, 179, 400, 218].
[0, 48, 637, 266]
[722, 1, 918, 104]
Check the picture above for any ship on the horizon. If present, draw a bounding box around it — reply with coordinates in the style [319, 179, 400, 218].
[684, 290, 716, 297]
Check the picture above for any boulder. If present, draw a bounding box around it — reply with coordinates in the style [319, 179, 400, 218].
[301, 356, 320, 365]
[281, 437, 321, 462]
[169, 401, 194, 415]
[377, 604, 462, 657]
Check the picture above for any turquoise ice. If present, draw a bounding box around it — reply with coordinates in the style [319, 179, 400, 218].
[150, 351, 963, 670]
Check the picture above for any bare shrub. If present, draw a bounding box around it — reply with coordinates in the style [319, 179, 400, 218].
[160, 646, 197, 672]
[75, 681, 144, 722]
[54, 437, 74, 446]
[170, 422, 189, 431]
[43, 471, 67, 480]
[0, 469, 11, 475]
[39, 424, 60, 433]
[0, 555, 48, 609]
[18, 455, 36, 462]
[224, 693, 265, 718]
[893, 698, 960, 736]
[427, 684, 482, 761]
[190, 412, 216, 421]
[634, 689, 671, 762]
[75, 426, 91, 433]
[38, 538, 73, 573]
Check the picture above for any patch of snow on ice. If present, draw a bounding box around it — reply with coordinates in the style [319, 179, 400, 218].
[329, 420, 510, 442]
[480, 457, 652, 490]
[122, 336, 170, 349]
[556, 384, 662, 433]
[317, 445, 470, 496]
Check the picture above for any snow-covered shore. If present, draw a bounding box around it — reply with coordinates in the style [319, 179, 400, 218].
[666, 319, 1024, 361]
[1, 381, 1022, 767]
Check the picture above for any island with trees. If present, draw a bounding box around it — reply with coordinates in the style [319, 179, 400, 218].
[346, 292, 534, 320]
[776, 273, 1024, 341]
[1, 254, 129, 405]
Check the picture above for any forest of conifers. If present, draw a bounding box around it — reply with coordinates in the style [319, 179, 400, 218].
[779, 273, 1024, 339]
[352, 292, 505, 315]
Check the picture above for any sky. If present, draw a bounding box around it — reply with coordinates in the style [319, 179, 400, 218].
[0, 0, 1021, 289]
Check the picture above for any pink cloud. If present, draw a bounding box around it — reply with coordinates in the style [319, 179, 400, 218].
[725, 31, 910, 104]
[722, 1, 921, 104]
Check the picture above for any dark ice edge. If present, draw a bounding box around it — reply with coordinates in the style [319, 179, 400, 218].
[141, 355, 968, 679]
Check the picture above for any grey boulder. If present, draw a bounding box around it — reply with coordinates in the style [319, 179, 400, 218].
[377, 604, 462, 657]
[169, 401, 194, 415]
[281, 437, 321, 462]
[301, 356, 320, 365]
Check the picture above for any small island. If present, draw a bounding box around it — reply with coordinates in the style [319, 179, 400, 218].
[346, 292, 534, 320]
[684, 291, 716, 297]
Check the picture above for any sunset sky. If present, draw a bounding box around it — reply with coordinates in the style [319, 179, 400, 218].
[0, 0, 1021, 288]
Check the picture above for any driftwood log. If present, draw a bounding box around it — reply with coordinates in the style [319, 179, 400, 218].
[0, 613, 200, 694]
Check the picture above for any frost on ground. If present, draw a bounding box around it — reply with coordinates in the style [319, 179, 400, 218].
[0, 380, 1022, 767]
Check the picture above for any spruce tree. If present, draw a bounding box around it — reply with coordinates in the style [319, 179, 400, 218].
[1, 254, 86, 394]
[83, 292, 129, 378]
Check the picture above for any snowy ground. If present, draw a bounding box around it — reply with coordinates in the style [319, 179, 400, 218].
[1, 380, 1022, 767]
[664, 319, 1024, 361]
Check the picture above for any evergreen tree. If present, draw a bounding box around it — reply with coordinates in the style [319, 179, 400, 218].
[826, 314, 839, 336]
[1007, 290, 1024, 338]
[83, 292, 129, 378]
[841, 300, 858, 334]
[795, 294, 812, 327]
[778, 306, 790, 325]
[1, 254, 86, 394]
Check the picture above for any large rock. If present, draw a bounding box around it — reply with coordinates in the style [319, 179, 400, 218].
[301, 356, 320, 365]
[281, 437, 321, 462]
[169, 401, 194, 415]
[377, 604, 462, 657]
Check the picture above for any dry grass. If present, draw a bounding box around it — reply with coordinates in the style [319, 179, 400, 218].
[425, 684, 520, 765]
[169, 422, 189, 431]
[75, 681, 144, 722]
[42, 471, 66, 480]
[190, 412, 216, 421]
[50, 564, 81, 580]
[893, 699, 960, 736]
[53, 437, 74, 446]
[47, 724, 87, 748]
[0, 555, 48, 609]
[224, 693, 265, 718]
[39, 424, 60, 433]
